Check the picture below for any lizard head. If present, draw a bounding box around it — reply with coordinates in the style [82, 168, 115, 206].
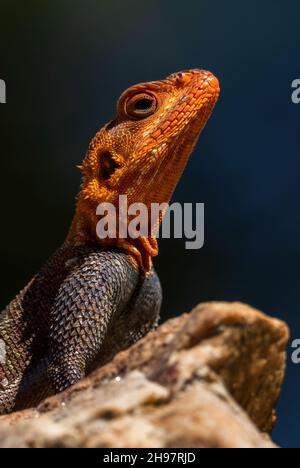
[68, 69, 220, 271]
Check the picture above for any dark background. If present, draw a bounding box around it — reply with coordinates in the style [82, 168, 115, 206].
[1, 0, 299, 447]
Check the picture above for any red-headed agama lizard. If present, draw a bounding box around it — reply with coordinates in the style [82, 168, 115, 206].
[0, 69, 219, 413]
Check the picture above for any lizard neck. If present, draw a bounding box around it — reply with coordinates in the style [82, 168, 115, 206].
[67, 202, 158, 273]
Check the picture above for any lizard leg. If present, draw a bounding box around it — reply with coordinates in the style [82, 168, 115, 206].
[87, 268, 163, 368]
[47, 249, 141, 393]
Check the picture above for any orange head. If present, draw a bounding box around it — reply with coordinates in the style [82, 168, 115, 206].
[68, 69, 220, 271]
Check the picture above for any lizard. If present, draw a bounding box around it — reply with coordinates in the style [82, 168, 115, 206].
[0, 69, 220, 414]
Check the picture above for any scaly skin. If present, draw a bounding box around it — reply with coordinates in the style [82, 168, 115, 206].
[0, 69, 219, 413]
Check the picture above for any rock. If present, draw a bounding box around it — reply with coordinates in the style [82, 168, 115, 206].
[0, 302, 288, 448]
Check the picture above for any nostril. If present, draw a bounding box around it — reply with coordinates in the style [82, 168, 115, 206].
[175, 72, 192, 87]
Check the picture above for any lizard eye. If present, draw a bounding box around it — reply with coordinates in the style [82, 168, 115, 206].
[100, 151, 120, 181]
[125, 93, 157, 119]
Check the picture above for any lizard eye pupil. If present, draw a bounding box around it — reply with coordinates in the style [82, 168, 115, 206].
[134, 98, 152, 110]
[100, 151, 120, 181]
[125, 93, 157, 119]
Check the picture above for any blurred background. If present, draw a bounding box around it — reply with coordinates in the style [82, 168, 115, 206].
[0, 0, 299, 447]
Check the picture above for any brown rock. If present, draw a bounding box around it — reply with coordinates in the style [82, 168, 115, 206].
[0, 302, 288, 448]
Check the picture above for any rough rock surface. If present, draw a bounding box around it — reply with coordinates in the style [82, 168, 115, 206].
[0, 302, 288, 448]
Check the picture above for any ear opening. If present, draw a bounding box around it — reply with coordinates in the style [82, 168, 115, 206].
[99, 151, 120, 181]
